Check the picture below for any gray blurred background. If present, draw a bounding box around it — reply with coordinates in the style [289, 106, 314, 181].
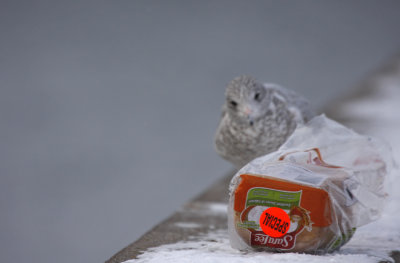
[1, 1, 400, 262]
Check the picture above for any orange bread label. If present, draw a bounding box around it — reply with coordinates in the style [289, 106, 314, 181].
[234, 174, 333, 227]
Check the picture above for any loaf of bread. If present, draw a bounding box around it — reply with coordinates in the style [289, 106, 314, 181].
[229, 166, 356, 253]
[228, 116, 390, 253]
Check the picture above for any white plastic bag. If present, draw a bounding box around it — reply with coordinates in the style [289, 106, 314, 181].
[228, 115, 392, 253]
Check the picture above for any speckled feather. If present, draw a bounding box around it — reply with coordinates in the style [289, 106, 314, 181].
[215, 76, 315, 168]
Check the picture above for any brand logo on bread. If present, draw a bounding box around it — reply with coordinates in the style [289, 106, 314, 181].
[252, 232, 295, 248]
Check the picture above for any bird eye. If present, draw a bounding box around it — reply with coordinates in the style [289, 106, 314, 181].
[254, 93, 260, 101]
[230, 100, 238, 107]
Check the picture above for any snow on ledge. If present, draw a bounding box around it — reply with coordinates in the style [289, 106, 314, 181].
[126, 230, 380, 263]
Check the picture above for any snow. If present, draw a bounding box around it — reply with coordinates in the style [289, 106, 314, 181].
[128, 230, 379, 263]
[206, 202, 229, 214]
[124, 76, 400, 262]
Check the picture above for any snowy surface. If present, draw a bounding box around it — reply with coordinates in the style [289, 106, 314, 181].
[128, 229, 380, 263]
[123, 73, 400, 262]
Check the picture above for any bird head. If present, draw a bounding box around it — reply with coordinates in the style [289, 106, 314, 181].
[225, 75, 272, 126]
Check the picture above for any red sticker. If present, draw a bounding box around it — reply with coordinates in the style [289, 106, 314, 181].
[259, 207, 291, 238]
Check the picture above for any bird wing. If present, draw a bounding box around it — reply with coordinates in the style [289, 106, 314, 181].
[263, 83, 316, 122]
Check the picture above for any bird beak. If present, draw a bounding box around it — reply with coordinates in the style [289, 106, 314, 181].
[244, 107, 252, 116]
[244, 107, 254, 126]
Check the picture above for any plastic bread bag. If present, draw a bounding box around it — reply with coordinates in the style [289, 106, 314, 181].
[228, 115, 393, 253]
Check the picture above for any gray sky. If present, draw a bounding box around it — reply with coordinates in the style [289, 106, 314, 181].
[1, 1, 400, 262]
